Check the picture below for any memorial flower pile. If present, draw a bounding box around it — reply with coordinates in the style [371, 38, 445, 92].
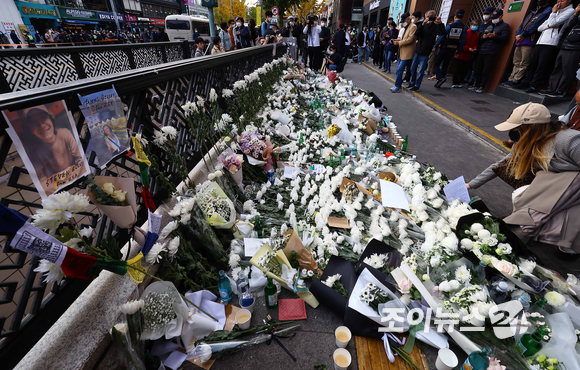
[359, 282, 392, 314]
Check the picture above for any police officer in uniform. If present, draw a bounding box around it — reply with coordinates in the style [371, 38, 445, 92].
[434, 9, 467, 88]
[23, 30, 36, 48]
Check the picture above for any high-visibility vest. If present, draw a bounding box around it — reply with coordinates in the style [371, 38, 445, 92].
[26, 34, 34, 42]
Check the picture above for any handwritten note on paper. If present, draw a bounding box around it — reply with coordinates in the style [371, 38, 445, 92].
[283, 165, 303, 178]
[444, 176, 471, 203]
[380, 179, 410, 210]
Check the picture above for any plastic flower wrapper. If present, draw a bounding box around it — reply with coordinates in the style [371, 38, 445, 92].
[111, 322, 146, 370]
[119, 299, 145, 361]
[86, 175, 137, 229]
[219, 148, 244, 189]
[141, 281, 189, 340]
[195, 182, 236, 229]
[250, 243, 319, 308]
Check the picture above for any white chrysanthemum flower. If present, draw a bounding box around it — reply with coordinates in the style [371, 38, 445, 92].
[229, 253, 241, 269]
[160, 221, 178, 239]
[545, 291, 566, 307]
[455, 265, 471, 283]
[519, 259, 536, 274]
[161, 126, 177, 140]
[153, 129, 166, 145]
[167, 236, 180, 257]
[135, 132, 148, 146]
[34, 259, 65, 284]
[222, 89, 234, 98]
[209, 88, 218, 102]
[79, 227, 93, 238]
[460, 238, 473, 250]
[470, 223, 484, 233]
[119, 299, 144, 315]
[146, 242, 166, 264]
[32, 192, 90, 231]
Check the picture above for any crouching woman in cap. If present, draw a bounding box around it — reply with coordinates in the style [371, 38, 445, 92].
[467, 103, 580, 254]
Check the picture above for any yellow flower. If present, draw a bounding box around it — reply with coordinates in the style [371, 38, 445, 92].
[101, 182, 115, 195]
[536, 355, 546, 363]
[112, 189, 127, 203]
[547, 358, 559, 364]
[547, 366, 554, 370]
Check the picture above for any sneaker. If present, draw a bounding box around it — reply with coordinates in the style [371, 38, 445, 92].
[410, 86, 420, 91]
[434, 78, 446, 88]
[452, 84, 463, 88]
[476, 87, 484, 93]
[538, 90, 550, 96]
[428, 75, 437, 80]
[524, 86, 537, 93]
[390, 87, 402, 93]
[502, 81, 516, 87]
[512, 83, 527, 90]
[406, 83, 415, 88]
[467, 86, 477, 91]
[548, 92, 566, 98]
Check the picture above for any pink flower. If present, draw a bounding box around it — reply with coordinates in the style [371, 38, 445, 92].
[495, 260, 518, 276]
[487, 357, 505, 370]
[398, 279, 412, 294]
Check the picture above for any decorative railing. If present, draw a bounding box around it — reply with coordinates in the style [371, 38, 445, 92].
[0, 41, 199, 93]
[0, 43, 286, 368]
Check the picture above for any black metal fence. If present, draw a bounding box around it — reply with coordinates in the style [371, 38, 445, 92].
[0, 43, 286, 367]
[0, 41, 199, 93]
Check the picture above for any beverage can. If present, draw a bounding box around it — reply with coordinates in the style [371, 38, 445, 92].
[267, 169, 275, 184]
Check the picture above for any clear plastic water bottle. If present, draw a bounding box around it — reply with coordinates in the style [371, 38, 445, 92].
[490, 281, 509, 304]
[463, 347, 492, 370]
[473, 260, 488, 282]
[218, 270, 233, 303]
[513, 292, 531, 312]
[236, 270, 250, 298]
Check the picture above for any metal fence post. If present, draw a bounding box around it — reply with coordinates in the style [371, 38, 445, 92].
[70, 51, 87, 79]
[182, 40, 191, 59]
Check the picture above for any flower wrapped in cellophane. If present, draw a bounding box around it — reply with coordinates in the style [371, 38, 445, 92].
[141, 281, 189, 340]
[195, 182, 236, 229]
[86, 175, 137, 229]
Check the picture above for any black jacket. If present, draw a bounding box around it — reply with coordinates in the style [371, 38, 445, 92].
[478, 20, 510, 55]
[415, 22, 446, 55]
[333, 29, 346, 57]
[561, 15, 580, 50]
[357, 31, 369, 47]
[320, 26, 331, 50]
[281, 26, 300, 38]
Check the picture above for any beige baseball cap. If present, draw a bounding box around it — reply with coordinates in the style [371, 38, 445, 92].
[494, 102, 551, 131]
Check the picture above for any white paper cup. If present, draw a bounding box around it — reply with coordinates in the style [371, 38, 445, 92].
[333, 348, 352, 370]
[335, 326, 352, 348]
[239, 296, 255, 313]
[435, 348, 458, 370]
[235, 309, 252, 330]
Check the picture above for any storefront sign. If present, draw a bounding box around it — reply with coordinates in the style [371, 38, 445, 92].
[15, 1, 58, 18]
[388, 0, 408, 24]
[352, 7, 363, 13]
[97, 12, 124, 22]
[508, 1, 524, 12]
[150, 18, 165, 25]
[125, 14, 137, 22]
[138, 17, 151, 22]
[369, 0, 381, 11]
[58, 6, 99, 20]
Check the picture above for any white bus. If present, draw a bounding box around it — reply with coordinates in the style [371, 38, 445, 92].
[165, 15, 212, 42]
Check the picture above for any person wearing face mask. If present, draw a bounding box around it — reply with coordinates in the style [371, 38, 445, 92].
[515, 0, 575, 93]
[463, 7, 496, 87]
[469, 8, 510, 93]
[0, 32, 10, 49]
[325, 44, 343, 71]
[433, 9, 467, 89]
[372, 25, 383, 67]
[501, 0, 552, 88]
[234, 17, 252, 49]
[219, 21, 233, 51]
[228, 19, 236, 49]
[382, 21, 399, 72]
[262, 10, 273, 37]
[452, 20, 480, 88]
[408, 10, 445, 91]
[333, 23, 347, 58]
[345, 25, 352, 52]
[282, 16, 299, 37]
[411, 11, 423, 25]
[357, 26, 370, 64]
[391, 13, 417, 92]
[193, 28, 200, 40]
[320, 17, 331, 52]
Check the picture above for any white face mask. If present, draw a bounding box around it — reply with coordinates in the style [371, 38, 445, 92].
[492, 18, 500, 24]
[411, 19, 416, 23]
[321, 23, 326, 27]
[402, 22, 408, 27]
[289, 22, 294, 26]
[483, 15, 490, 21]
[236, 22, 242, 27]
[329, 51, 334, 55]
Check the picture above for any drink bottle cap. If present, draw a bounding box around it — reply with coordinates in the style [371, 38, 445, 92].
[482, 347, 492, 356]
[479, 260, 489, 267]
[219, 270, 226, 276]
[520, 292, 531, 302]
[291, 250, 297, 257]
[498, 281, 508, 291]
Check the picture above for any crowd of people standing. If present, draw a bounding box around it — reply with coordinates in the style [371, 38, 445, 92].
[0, 27, 170, 48]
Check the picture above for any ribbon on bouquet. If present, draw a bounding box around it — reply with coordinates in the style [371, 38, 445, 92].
[382, 333, 406, 363]
[403, 322, 425, 354]
[523, 277, 551, 292]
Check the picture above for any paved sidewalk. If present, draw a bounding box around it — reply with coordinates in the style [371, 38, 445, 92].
[361, 62, 520, 151]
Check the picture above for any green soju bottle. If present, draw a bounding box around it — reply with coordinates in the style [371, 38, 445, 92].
[265, 277, 278, 308]
[254, 215, 263, 238]
[329, 153, 335, 167]
[401, 135, 408, 151]
[290, 250, 300, 270]
[517, 326, 548, 357]
[299, 132, 304, 145]
[340, 149, 345, 166]
[463, 347, 492, 370]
